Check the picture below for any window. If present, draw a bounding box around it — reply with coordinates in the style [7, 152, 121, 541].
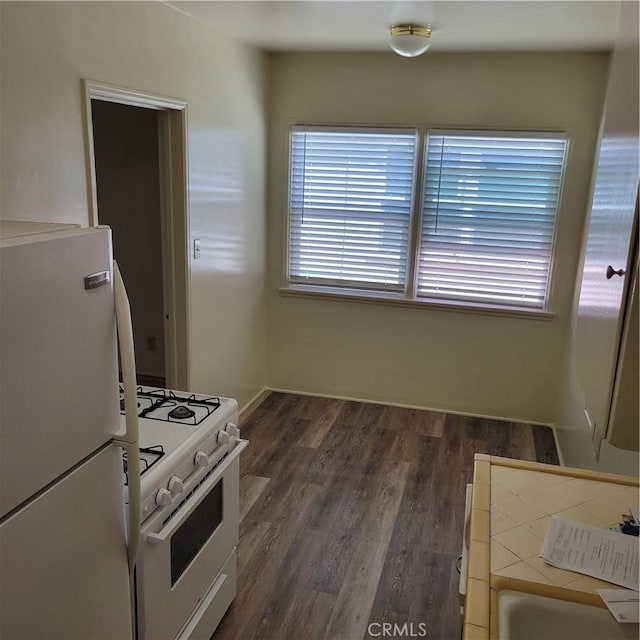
[288, 126, 418, 292]
[418, 131, 568, 309]
[286, 126, 568, 312]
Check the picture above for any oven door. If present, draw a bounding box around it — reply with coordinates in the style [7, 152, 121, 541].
[136, 440, 247, 640]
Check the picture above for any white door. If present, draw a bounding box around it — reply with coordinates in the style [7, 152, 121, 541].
[574, 1, 639, 444]
[0, 226, 120, 517]
[0, 445, 132, 640]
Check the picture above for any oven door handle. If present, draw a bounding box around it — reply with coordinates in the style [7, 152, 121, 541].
[146, 439, 248, 545]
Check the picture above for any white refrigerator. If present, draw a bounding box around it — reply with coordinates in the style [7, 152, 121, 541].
[0, 221, 141, 639]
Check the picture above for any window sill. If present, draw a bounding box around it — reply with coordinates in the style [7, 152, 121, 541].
[278, 285, 556, 321]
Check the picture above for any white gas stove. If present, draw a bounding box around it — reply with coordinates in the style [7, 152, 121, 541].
[120, 385, 246, 640]
[119, 385, 240, 523]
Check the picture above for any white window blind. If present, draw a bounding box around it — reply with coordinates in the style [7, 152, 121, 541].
[288, 127, 418, 292]
[417, 131, 567, 309]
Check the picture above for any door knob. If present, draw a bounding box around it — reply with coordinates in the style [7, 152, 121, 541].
[606, 265, 626, 279]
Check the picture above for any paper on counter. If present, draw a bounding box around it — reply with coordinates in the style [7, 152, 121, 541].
[597, 589, 640, 623]
[540, 515, 639, 591]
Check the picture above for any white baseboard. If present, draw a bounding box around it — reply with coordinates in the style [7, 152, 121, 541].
[239, 386, 271, 424]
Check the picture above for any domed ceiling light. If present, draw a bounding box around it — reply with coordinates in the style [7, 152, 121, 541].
[388, 24, 433, 57]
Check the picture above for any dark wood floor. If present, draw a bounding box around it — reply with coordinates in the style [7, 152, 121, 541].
[214, 392, 559, 640]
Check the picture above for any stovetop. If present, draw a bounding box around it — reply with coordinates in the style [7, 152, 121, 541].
[119, 385, 238, 479]
[119, 385, 230, 474]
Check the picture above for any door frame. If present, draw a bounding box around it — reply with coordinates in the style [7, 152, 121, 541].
[82, 79, 190, 390]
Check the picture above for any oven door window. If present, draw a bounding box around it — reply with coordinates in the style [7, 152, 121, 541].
[170, 479, 223, 586]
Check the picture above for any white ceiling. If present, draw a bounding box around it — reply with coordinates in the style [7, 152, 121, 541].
[165, 1, 622, 53]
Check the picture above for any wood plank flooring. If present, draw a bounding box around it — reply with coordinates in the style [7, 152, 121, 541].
[214, 393, 559, 640]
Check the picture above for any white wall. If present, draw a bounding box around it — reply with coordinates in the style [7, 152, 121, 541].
[267, 52, 609, 424]
[0, 1, 268, 407]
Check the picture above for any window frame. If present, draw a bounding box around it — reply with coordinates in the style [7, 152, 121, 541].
[283, 124, 569, 319]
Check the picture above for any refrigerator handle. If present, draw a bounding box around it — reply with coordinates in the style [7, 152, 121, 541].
[113, 260, 138, 445]
[112, 260, 141, 573]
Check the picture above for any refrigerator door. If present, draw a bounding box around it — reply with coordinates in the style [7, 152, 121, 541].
[0, 444, 132, 640]
[0, 227, 121, 518]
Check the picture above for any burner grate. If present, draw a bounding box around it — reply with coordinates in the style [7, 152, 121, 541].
[122, 444, 165, 486]
[119, 386, 221, 425]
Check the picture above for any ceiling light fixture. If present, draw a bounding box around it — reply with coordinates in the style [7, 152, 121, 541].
[389, 24, 433, 58]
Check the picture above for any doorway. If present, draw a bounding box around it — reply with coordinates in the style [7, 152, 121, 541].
[92, 101, 165, 387]
[83, 81, 190, 391]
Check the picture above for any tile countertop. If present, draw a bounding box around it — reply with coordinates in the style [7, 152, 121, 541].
[463, 454, 640, 640]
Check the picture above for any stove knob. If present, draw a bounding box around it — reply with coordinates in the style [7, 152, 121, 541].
[195, 450, 210, 468]
[227, 423, 239, 439]
[168, 476, 184, 495]
[217, 431, 231, 446]
[155, 488, 172, 507]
